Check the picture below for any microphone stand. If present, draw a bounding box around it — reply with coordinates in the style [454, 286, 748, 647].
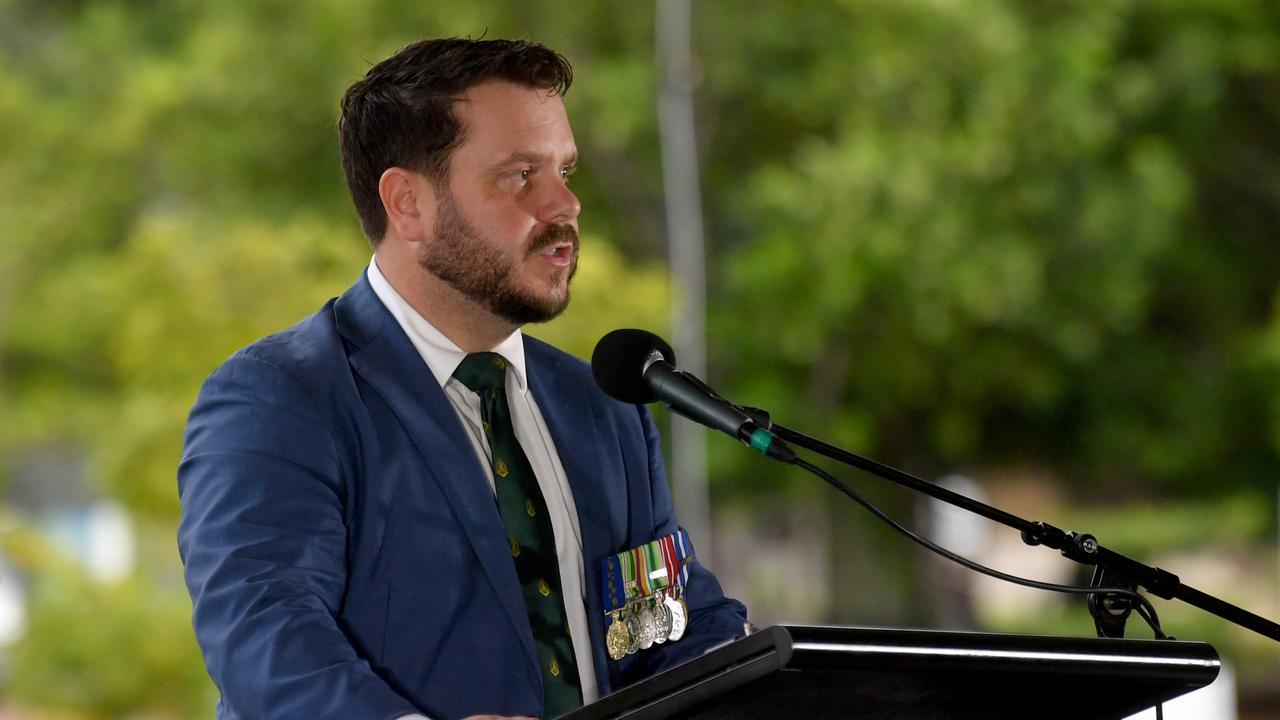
[743, 408, 1280, 644]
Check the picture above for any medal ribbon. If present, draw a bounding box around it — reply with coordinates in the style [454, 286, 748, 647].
[601, 555, 626, 613]
[674, 529, 691, 585]
[598, 530, 697, 613]
[642, 540, 668, 592]
[659, 533, 678, 592]
[623, 546, 641, 601]
[630, 547, 649, 598]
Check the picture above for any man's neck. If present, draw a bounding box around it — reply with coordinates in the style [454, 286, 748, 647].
[375, 253, 518, 352]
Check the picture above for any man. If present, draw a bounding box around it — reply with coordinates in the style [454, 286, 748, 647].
[177, 37, 748, 720]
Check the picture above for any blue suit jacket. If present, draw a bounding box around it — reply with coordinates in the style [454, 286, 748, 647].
[177, 274, 748, 720]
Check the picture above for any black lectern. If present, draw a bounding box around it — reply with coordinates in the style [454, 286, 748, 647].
[564, 625, 1220, 720]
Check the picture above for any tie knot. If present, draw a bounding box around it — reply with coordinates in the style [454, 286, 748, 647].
[453, 352, 509, 393]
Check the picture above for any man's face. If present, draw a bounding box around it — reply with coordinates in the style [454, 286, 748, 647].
[418, 81, 581, 325]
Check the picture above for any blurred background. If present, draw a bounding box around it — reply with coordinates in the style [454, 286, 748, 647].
[1, 0, 1278, 717]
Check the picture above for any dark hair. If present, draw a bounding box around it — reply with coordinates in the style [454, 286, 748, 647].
[338, 38, 574, 244]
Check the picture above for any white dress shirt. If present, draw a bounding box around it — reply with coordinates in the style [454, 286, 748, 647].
[367, 258, 599, 718]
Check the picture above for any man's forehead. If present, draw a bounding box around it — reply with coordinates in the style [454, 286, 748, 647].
[450, 81, 577, 164]
[454, 82, 569, 129]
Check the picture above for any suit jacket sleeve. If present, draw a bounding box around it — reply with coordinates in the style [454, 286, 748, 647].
[177, 353, 420, 720]
[619, 405, 750, 682]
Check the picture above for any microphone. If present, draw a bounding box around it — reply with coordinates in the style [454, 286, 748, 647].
[591, 329, 795, 462]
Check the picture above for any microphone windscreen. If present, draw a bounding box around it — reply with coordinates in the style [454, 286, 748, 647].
[591, 329, 676, 404]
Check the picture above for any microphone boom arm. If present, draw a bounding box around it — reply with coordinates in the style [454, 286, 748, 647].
[749, 410, 1280, 644]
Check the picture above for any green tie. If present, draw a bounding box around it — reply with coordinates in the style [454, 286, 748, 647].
[453, 352, 582, 718]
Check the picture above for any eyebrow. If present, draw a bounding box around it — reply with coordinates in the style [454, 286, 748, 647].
[488, 150, 578, 172]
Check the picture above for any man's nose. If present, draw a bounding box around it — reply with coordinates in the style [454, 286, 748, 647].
[534, 176, 581, 226]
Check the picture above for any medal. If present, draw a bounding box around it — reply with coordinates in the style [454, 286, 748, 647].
[606, 612, 631, 660]
[652, 594, 672, 643]
[666, 593, 687, 642]
[637, 605, 657, 649]
[625, 610, 642, 655]
[598, 531, 699, 658]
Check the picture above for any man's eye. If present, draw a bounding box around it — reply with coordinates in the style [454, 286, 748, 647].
[519, 169, 532, 181]
[560, 166, 576, 181]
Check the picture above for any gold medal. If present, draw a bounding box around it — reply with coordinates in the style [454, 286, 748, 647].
[606, 613, 631, 661]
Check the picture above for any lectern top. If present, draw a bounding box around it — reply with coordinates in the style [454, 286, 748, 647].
[560, 625, 1220, 720]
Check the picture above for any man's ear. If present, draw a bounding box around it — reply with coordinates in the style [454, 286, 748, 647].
[378, 167, 437, 243]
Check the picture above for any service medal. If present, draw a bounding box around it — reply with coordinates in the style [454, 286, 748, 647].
[625, 612, 642, 655]
[652, 596, 672, 643]
[666, 594, 687, 642]
[637, 605, 658, 649]
[606, 615, 631, 660]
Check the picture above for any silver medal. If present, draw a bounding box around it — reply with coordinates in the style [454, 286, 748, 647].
[665, 594, 687, 642]
[652, 595, 672, 643]
[624, 611, 642, 655]
[637, 606, 657, 649]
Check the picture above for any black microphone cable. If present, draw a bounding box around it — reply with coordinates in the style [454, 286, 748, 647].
[731, 402, 1168, 639]
[785, 454, 1168, 640]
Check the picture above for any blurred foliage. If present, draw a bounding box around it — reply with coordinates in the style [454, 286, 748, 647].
[0, 515, 211, 719]
[705, 0, 1280, 501]
[1059, 490, 1272, 556]
[0, 0, 1277, 715]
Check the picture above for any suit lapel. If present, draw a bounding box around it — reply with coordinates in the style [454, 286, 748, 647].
[335, 275, 538, 668]
[525, 338, 622, 691]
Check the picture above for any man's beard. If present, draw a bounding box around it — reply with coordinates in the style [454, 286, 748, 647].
[418, 190, 578, 325]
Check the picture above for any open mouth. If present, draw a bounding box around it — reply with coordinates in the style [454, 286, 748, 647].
[539, 242, 576, 265]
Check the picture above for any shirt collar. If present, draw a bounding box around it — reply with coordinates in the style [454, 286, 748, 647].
[366, 256, 528, 394]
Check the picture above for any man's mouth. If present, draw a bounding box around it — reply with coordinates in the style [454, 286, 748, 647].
[538, 241, 576, 266]
[529, 224, 579, 268]
[541, 242, 574, 256]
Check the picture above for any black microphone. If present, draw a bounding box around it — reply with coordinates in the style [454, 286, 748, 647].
[591, 329, 796, 463]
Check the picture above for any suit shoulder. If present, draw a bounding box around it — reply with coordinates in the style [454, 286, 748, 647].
[209, 297, 347, 394]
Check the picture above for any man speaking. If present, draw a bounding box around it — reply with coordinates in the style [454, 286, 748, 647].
[177, 37, 748, 720]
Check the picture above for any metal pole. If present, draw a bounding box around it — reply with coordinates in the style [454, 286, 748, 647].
[656, 0, 711, 565]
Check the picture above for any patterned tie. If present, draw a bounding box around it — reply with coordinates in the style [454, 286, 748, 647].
[453, 352, 582, 718]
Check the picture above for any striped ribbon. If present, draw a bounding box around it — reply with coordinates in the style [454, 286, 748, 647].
[599, 529, 694, 613]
